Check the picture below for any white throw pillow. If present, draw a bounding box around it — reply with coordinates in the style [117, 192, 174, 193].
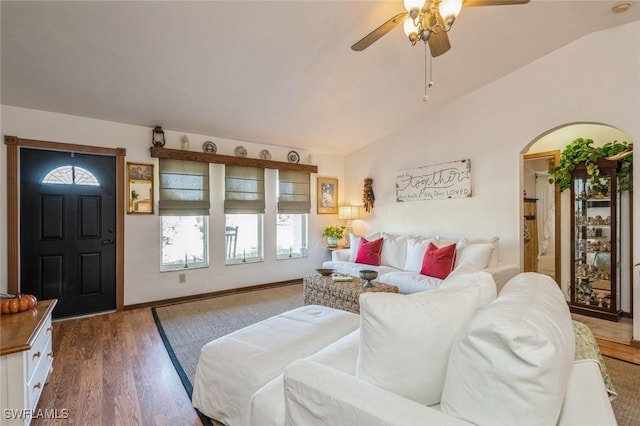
[458, 237, 499, 267]
[455, 241, 494, 270]
[380, 233, 408, 270]
[403, 237, 432, 272]
[356, 286, 481, 406]
[441, 262, 497, 307]
[440, 272, 575, 426]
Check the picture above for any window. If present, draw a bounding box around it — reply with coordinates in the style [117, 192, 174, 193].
[225, 165, 265, 264]
[161, 216, 208, 270]
[276, 214, 307, 259]
[277, 170, 310, 259]
[159, 159, 210, 271]
[42, 165, 100, 186]
[225, 214, 263, 262]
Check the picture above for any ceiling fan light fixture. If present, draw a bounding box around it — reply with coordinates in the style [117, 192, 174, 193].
[404, 0, 426, 14]
[403, 16, 420, 37]
[439, 0, 463, 27]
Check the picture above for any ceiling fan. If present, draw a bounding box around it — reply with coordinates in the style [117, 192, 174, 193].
[352, 0, 530, 57]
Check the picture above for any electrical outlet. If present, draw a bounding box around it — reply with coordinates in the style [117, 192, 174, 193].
[179, 273, 186, 284]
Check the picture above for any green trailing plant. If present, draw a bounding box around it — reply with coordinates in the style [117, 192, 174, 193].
[548, 138, 633, 192]
[322, 225, 345, 240]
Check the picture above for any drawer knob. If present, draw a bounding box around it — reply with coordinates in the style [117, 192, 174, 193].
[34, 382, 42, 390]
[33, 351, 41, 359]
[47, 351, 54, 359]
[47, 326, 53, 332]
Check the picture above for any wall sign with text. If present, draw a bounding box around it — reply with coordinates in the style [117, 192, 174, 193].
[396, 159, 472, 202]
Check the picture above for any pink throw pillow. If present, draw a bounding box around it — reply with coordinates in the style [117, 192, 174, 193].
[355, 237, 384, 266]
[420, 242, 457, 279]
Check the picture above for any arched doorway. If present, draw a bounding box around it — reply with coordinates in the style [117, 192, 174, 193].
[521, 122, 633, 317]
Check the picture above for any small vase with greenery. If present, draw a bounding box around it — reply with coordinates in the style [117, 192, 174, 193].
[548, 138, 633, 192]
[323, 226, 346, 247]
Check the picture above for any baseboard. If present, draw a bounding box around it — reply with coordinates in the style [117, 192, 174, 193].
[124, 279, 303, 311]
[631, 339, 640, 349]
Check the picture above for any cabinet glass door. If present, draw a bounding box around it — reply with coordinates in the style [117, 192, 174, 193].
[571, 169, 620, 321]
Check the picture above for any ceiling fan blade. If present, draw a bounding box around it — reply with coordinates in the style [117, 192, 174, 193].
[351, 12, 407, 51]
[463, 0, 530, 6]
[428, 31, 451, 57]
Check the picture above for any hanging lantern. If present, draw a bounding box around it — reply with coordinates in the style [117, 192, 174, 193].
[152, 126, 165, 147]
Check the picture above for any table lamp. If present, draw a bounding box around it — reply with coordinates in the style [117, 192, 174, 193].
[338, 204, 363, 248]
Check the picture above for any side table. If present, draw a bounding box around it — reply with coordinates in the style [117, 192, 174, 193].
[303, 275, 398, 314]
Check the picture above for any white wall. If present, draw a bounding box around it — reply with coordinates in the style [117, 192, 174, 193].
[343, 21, 640, 339]
[0, 106, 345, 305]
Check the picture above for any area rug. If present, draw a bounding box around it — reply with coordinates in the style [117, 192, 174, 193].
[151, 283, 303, 397]
[153, 286, 640, 425]
[605, 356, 640, 426]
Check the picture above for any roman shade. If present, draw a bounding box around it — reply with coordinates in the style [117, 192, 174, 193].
[224, 165, 265, 214]
[159, 159, 210, 216]
[278, 170, 311, 214]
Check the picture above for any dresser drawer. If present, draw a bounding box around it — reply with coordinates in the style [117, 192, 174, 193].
[26, 315, 52, 383]
[26, 336, 53, 412]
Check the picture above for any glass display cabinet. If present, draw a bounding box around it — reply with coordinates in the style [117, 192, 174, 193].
[570, 160, 622, 321]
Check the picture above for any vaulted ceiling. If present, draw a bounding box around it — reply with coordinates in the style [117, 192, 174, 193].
[2, 1, 639, 155]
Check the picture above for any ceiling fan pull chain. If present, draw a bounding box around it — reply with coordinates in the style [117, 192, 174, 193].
[423, 43, 434, 104]
[429, 50, 434, 88]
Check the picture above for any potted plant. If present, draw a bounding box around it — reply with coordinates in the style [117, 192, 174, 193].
[548, 138, 633, 192]
[323, 225, 346, 248]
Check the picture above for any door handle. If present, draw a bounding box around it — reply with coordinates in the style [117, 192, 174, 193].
[102, 239, 115, 245]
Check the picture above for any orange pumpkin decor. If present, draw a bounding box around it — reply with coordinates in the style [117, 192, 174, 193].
[0, 293, 38, 315]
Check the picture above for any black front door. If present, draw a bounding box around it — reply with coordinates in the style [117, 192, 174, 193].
[20, 148, 117, 318]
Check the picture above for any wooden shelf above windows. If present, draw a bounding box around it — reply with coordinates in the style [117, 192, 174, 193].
[150, 147, 318, 173]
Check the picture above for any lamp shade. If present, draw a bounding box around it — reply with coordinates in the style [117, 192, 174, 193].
[403, 16, 420, 37]
[338, 205, 363, 220]
[439, 0, 463, 21]
[404, 0, 426, 12]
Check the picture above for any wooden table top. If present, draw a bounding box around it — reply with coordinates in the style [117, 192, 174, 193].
[0, 299, 57, 356]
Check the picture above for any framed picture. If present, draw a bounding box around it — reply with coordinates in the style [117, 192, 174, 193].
[317, 177, 338, 214]
[127, 162, 154, 214]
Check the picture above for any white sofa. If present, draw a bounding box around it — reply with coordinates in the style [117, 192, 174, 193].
[261, 273, 617, 426]
[322, 232, 520, 293]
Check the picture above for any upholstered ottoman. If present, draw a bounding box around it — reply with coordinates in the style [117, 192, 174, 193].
[191, 305, 360, 426]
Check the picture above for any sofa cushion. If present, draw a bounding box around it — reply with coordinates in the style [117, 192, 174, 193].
[440, 272, 575, 426]
[404, 237, 432, 273]
[355, 237, 384, 266]
[250, 330, 361, 426]
[356, 287, 481, 406]
[380, 233, 409, 270]
[322, 260, 400, 278]
[378, 271, 443, 294]
[420, 242, 457, 279]
[440, 262, 497, 307]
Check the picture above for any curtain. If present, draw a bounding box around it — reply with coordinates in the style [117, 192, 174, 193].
[536, 173, 555, 255]
[224, 165, 265, 213]
[278, 170, 311, 214]
[158, 159, 210, 216]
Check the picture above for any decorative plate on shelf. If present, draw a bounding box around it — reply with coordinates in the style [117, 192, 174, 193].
[259, 149, 271, 160]
[234, 145, 248, 158]
[287, 150, 300, 164]
[202, 141, 217, 154]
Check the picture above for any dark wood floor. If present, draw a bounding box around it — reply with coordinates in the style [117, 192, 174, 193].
[34, 308, 202, 426]
[34, 307, 640, 425]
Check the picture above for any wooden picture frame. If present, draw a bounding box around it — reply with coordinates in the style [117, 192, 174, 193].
[127, 162, 154, 214]
[317, 177, 338, 214]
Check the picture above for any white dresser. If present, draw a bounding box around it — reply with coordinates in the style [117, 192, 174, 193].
[0, 300, 57, 426]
